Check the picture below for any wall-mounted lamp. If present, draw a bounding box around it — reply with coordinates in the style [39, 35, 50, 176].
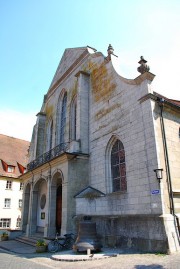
[154, 169, 163, 183]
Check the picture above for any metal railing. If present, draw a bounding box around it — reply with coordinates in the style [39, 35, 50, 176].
[27, 142, 70, 171]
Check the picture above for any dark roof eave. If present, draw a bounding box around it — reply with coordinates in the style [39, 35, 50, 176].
[139, 92, 180, 110]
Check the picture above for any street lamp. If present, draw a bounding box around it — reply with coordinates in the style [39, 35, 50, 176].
[154, 169, 163, 183]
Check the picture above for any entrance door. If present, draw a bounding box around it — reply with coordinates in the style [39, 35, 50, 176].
[56, 185, 62, 233]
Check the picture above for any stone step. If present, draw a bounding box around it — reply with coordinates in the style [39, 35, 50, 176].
[15, 237, 37, 247]
[15, 233, 47, 247]
[16, 236, 40, 245]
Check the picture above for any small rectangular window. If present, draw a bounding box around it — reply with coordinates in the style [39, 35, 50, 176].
[6, 181, 12, 189]
[18, 199, 22, 208]
[4, 198, 11, 208]
[0, 218, 11, 228]
[20, 182, 24, 191]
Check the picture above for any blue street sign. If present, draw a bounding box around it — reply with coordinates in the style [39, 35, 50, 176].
[151, 190, 160, 195]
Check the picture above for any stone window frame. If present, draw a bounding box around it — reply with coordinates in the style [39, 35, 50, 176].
[105, 135, 127, 193]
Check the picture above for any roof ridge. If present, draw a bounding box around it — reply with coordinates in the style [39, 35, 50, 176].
[0, 133, 30, 143]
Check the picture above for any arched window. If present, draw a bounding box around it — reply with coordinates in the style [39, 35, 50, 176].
[60, 93, 67, 143]
[111, 140, 127, 192]
[56, 91, 67, 145]
[46, 119, 53, 151]
[70, 96, 77, 141]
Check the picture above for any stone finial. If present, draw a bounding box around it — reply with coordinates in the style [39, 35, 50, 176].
[105, 44, 118, 62]
[137, 56, 150, 74]
[107, 44, 114, 55]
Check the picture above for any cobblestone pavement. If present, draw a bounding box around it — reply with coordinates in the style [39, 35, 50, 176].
[1, 249, 180, 269]
[0, 240, 180, 269]
[0, 251, 51, 269]
[25, 252, 180, 269]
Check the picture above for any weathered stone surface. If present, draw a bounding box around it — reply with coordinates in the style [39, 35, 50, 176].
[21, 45, 180, 253]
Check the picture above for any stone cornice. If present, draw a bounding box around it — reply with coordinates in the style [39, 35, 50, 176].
[134, 72, 155, 85]
[75, 70, 90, 77]
[36, 112, 46, 117]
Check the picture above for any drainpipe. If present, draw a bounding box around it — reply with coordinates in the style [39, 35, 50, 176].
[157, 98, 180, 239]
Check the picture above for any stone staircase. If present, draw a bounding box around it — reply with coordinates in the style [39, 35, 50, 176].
[15, 233, 46, 247]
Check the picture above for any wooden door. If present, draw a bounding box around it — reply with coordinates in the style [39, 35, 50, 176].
[56, 185, 62, 233]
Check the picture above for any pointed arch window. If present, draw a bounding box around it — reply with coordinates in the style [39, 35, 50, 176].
[70, 96, 77, 141]
[111, 139, 127, 192]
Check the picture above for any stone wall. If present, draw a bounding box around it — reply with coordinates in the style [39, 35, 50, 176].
[22, 46, 180, 253]
[94, 216, 168, 253]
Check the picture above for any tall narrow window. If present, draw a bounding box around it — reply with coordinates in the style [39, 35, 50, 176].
[50, 120, 53, 149]
[4, 198, 11, 208]
[111, 140, 127, 192]
[46, 119, 53, 151]
[60, 93, 67, 144]
[6, 181, 12, 190]
[70, 96, 77, 141]
[20, 182, 24, 191]
[18, 199, 22, 208]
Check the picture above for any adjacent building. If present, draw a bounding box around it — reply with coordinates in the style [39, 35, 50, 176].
[20, 45, 180, 253]
[0, 134, 29, 230]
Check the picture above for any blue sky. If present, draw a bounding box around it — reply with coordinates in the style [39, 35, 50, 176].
[0, 0, 180, 141]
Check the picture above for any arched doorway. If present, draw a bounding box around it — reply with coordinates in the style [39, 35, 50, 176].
[56, 185, 62, 233]
[50, 171, 63, 236]
[31, 178, 47, 235]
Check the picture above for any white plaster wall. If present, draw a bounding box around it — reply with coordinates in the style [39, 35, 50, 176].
[0, 178, 23, 229]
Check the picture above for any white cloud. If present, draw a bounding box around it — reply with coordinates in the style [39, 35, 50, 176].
[0, 109, 36, 141]
[111, 3, 180, 101]
[150, 34, 180, 100]
[112, 35, 180, 100]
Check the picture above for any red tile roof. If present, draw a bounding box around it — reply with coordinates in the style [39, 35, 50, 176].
[0, 134, 30, 178]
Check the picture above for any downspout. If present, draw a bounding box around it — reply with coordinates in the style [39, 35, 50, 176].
[157, 98, 180, 239]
